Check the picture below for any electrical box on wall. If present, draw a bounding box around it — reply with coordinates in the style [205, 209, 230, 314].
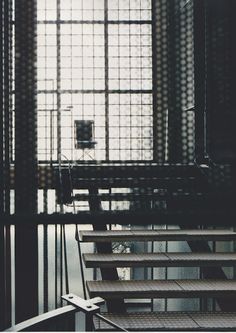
[74, 120, 97, 150]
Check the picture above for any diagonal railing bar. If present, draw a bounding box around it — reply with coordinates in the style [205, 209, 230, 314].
[94, 313, 129, 332]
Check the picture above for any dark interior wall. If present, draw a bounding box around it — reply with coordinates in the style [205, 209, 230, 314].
[167, 0, 195, 164]
[155, 0, 236, 165]
[205, 0, 236, 164]
[152, 0, 195, 164]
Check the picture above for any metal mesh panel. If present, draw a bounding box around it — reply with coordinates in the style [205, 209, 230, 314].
[1, 1, 236, 329]
[37, 0, 153, 162]
[0, 0, 234, 214]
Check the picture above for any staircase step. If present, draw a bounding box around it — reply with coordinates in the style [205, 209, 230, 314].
[94, 311, 236, 331]
[87, 279, 236, 299]
[80, 229, 236, 242]
[83, 252, 236, 268]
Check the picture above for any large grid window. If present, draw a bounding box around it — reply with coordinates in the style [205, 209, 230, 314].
[37, 0, 153, 161]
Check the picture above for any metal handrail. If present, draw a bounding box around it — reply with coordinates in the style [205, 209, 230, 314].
[5, 305, 76, 332]
[5, 295, 128, 332]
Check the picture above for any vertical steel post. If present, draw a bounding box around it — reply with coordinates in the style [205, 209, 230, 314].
[14, 0, 38, 322]
[85, 313, 93, 332]
[0, 1, 4, 326]
[3, 0, 12, 327]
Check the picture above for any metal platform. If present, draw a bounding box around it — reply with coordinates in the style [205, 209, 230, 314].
[94, 312, 236, 331]
[87, 279, 236, 299]
[80, 229, 236, 242]
[71, 176, 199, 190]
[83, 252, 236, 268]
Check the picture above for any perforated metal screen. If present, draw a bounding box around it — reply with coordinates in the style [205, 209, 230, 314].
[0, 0, 235, 215]
[1, 1, 236, 330]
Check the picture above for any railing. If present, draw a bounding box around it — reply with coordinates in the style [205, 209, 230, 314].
[5, 294, 127, 332]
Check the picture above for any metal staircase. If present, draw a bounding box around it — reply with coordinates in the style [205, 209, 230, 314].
[55, 162, 236, 331]
[80, 228, 236, 331]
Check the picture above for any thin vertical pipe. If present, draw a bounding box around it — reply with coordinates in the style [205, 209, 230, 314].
[43, 223, 48, 312]
[62, 224, 69, 294]
[104, 0, 109, 160]
[60, 224, 63, 307]
[56, 0, 61, 163]
[43, 190, 48, 313]
[55, 0, 61, 308]
[75, 224, 87, 300]
[0, 225, 4, 331]
[165, 225, 168, 312]
[150, 224, 154, 312]
[55, 225, 58, 308]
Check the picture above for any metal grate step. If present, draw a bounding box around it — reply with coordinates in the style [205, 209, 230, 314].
[87, 279, 236, 299]
[83, 252, 236, 268]
[80, 229, 236, 242]
[94, 311, 236, 331]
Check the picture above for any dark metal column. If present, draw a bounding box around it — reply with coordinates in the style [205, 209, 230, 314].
[0, 0, 3, 215]
[4, 0, 12, 327]
[194, 0, 207, 163]
[205, 0, 236, 163]
[0, 0, 5, 328]
[167, 0, 183, 163]
[14, 0, 38, 323]
[0, 0, 12, 328]
[0, 226, 4, 331]
[152, 0, 169, 162]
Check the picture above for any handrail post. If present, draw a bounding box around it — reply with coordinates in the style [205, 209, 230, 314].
[85, 313, 93, 332]
[62, 294, 105, 332]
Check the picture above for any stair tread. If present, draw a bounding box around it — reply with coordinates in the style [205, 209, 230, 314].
[94, 311, 236, 331]
[87, 279, 236, 299]
[80, 229, 236, 242]
[83, 252, 236, 267]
